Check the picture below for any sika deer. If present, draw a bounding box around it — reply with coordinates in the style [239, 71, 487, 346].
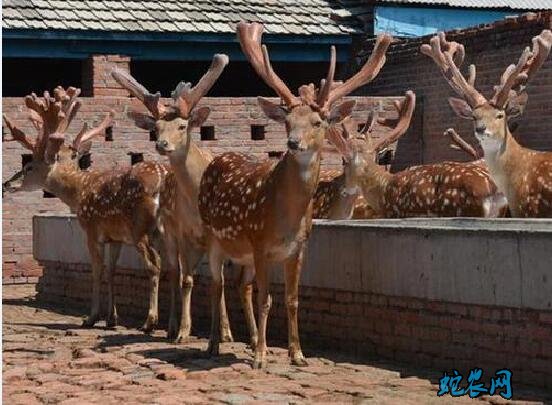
[197, 22, 392, 368]
[111, 55, 238, 343]
[328, 91, 507, 217]
[3, 87, 168, 331]
[422, 30, 552, 217]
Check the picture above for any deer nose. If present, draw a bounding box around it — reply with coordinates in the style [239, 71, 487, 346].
[475, 124, 486, 134]
[156, 139, 168, 151]
[287, 138, 299, 150]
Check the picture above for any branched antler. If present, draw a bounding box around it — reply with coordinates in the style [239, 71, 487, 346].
[237, 22, 392, 116]
[2, 114, 35, 151]
[173, 54, 229, 118]
[111, 68, 167, 119]
[370, 91, 416, 152]
[491, 30, 552, 107]
[237, 22, 300, 108]
[321, 33, 393, 112]
[420, 32, 486, 108]
[73, 110, 115, 151]
[444, 128, 480, 159]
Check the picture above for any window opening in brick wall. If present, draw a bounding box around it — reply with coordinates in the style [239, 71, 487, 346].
[21, 154, 33, 168]
[251, 125, 265, 141]
[78, 153, 91, 170]
[128, 152, 144, 165]
[130, 60, 336, 97]
[268, 151, 283, 160]
[200, 126, 215, 141]
[105, 126, 113, 141]
[3, 58, 87, 96]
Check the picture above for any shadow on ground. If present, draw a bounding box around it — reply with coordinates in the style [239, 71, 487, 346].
[4, 289, 552, 402]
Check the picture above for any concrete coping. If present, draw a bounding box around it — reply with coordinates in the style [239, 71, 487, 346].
[33, 213, 552, 311]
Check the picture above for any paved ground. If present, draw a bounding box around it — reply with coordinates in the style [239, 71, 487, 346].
[3, 284, 551, 404]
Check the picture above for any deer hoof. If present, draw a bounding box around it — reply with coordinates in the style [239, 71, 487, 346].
[106, 316, 118, 329]
[81, 317, 97, 328]
[291, 357, 308, 367]
[221, 332, 234, 343]
[173, 330, 190, 344]
[206, 341, 220, 357]
[252, 358, 267, 369]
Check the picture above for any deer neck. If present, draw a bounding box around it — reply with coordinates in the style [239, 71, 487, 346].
[44, 164, 86, 211]
[333, 172, 360, 219]
[358, 163, 392, 213]
[168, 141, 212, 201]
[481, 128, 524, 197]
[271, 149, 321, 226]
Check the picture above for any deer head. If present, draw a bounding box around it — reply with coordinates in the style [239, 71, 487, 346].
[421, 30, 552, 156]
[237, 22, 392, 159]
[3, 87, 114, 192]
[327, 91, 416, 207]
[112, 54, 228, 158]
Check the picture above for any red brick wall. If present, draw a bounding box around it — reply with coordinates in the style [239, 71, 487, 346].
[35, 261, 552, 389]
[2, 95, 400, 281]
[356, 12, 552, 166]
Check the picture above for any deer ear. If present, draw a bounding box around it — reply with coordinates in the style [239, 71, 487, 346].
[258, 97, 287, 123]
[505, 92, 528, 119]
[326, 125, 354, 162]
[329, 100, 356, 123]
[127, 111, 156, 131]
[448, 97, 473, 120]
[76, 140, 92, 156]
[189, 106, 211, 128]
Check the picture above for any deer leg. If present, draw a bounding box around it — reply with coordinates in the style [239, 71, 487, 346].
[136, 237, 161, 333]
[175, 240, 203, 343]
[220, 264, 234, 343]
[106, 243, 122, 328]
[82, 240, 105, 328]
[164, 235, 180, 341]
[206, 243, 224, 356]
[240, 265, 258, 350]
[253, 255, 272, 369]
[284, 247, 308, 367]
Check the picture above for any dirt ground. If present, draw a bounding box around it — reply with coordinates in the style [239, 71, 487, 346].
[2, 284, 551, 404]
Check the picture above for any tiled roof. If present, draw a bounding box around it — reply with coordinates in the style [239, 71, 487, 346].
[367, 0, 547, 10]
[2, 0, 362, 35]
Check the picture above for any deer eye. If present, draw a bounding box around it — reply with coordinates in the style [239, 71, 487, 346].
[496, 112, 505, 119]
[178, 125, 186, 131]
[313, 121, 322, 127]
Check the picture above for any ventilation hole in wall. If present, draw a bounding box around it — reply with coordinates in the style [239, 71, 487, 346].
[149, 129, 157, 141]
[251, 125, 265, 140]
[377, 149, 394, 166]
[268, 151, 283, 160]
[21, 153, 33, 168]
[200, 126, 215, 141]
[128, 152, 144, 165]
[105, 126, 113, 141]
[78, 153, 91, 170]
[43, 191, 55, 198]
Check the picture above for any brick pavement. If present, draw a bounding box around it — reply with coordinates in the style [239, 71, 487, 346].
[3, 284, 551, 404]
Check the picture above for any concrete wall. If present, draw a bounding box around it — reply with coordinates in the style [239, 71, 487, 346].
[33, 214, 552, 311]
[33, 214, 552, 388]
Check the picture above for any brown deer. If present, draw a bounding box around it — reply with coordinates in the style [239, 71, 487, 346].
[422, 30, 552, 217]
[2, 87, 169, 331]
[328, 91, 508, 218]
[196, 22, 392, 368]
[111, 55, 240, 343]
[313, 104, 393, 220]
